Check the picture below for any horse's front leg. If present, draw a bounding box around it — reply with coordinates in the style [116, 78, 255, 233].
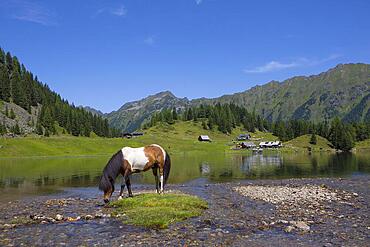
[152, 167, 159, 194]
[118, 176, 125, 200]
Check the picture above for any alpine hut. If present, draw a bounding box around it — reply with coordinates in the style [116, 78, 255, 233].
[198, 135, 211, 142]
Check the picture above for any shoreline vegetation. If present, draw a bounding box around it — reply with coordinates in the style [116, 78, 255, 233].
[1, 120, 368, 158]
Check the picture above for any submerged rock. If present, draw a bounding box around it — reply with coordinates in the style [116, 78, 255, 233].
[284, 225, 295, 233]
[55, 214, 63, 221]
[84, 215, 94, 220]
[291, 221, 310, 231]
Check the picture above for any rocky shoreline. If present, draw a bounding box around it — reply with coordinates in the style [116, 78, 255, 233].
[0, 176, 369, 246]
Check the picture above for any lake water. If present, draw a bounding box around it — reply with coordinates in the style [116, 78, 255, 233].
[0, 152, 369, 201]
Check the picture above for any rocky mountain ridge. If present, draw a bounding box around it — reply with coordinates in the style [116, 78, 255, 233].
[94, 63, 370, 131]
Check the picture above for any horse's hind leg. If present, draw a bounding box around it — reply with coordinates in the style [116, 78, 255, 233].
[125, 174, 133, 197]
[159, 167, 164, 194]
[152, 167, 159, 194]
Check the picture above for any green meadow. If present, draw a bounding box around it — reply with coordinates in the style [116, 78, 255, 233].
[0, 120, 346, 158]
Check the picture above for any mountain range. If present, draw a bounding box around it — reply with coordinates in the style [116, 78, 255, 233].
[84, 63, 370, 132]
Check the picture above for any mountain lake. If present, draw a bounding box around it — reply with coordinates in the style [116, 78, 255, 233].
[1, 152, 369, 202]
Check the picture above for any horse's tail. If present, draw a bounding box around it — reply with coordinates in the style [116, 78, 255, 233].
[164, 151, 171, 185]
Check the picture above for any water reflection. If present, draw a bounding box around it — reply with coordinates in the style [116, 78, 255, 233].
[240, 154, 283, 173]
[0, 152, 369, 200]
[199, 163, 210, 175]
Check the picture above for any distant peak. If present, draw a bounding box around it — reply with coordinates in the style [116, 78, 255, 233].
[155, 90, 175, 97]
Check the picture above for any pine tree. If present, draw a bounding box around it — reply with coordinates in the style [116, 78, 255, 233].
[5, 52, 13, 71]
[9, 108, 16, 119]
[36, 123, 43, 135]
[172, 107, 178, 120]
[4, 105, 9, 117]
[44, 128, 50, 137]
[207, 116, 214, 130]
[10, 68, 27, 108]
[0, 122, 6, 135]
[12, 122, 21, 135]
[0, 48, 5, 64]
[0, 64, 11, 101]
[202, 120, 208, 130]
[329, 118, 355, 152]
[341, 129, 355, 152]
[40, 106, 54, 134]
[187, 108, 193, 121]
[310, 133, 317, 145]
[329, 117, 342, 150]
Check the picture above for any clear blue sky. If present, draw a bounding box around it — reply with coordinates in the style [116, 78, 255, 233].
[1, 0, 370, 113]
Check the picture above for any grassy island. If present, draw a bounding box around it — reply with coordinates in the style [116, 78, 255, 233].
[110, 193, 208, 229]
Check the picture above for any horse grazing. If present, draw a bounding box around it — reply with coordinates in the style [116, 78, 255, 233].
[98, 144, 171, 203]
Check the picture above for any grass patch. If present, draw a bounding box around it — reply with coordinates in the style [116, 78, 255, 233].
[355, 139, 370, 150]
[110, 193, 208, 229]
[283, 134, 334, 152]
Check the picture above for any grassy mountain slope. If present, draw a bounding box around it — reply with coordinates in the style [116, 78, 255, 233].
[107, 63, 370, 132]
[191, 63, 370, 122]
[283, 134, 334, 152]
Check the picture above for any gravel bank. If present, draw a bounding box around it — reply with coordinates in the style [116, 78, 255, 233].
[0, 176, 369, 246]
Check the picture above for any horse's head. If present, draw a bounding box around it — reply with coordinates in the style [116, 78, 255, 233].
[99, 175, 115, 203]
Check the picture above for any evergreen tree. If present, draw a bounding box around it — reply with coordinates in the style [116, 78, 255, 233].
[0, 122, 6, 135]
[207, 116, 214, 130]
[186, 108, 193, 121]
[329, 118, 355, 152]
[10, 68, 28, 109]
[12, 122, 21, 135]
[341, 129, 355, 152]
[0, 48, 5, 64]
[310, 133, 317, 145]
[172, 107, 178, 120]
[5, 52, 13, 71]
[9, 108, 16, 119]
[329, 117, 342, 150]
[36, 122, 43, 135]
[44, 128, 50, 137]
[0, 64, 11, 101]
[202, 120, 208, 130]
[4, 105, 9, 117]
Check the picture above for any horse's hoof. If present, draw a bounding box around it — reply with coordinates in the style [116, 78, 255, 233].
[128, 194, 133, 197]
[118, 196, 123, 200]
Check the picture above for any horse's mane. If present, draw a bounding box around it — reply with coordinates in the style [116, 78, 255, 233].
[99, 150, 123, 191]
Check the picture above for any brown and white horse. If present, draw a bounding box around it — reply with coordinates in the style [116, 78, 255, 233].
[99, 144, 171, 203]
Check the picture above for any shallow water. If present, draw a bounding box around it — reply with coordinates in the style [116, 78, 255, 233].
[0, 152, 369, 201]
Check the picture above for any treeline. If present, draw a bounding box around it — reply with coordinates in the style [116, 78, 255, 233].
[271, 118, 369, 152]
[143, 103, 268, 134]
[143, 103, 370, 152]
[0, 47, 120, 137]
